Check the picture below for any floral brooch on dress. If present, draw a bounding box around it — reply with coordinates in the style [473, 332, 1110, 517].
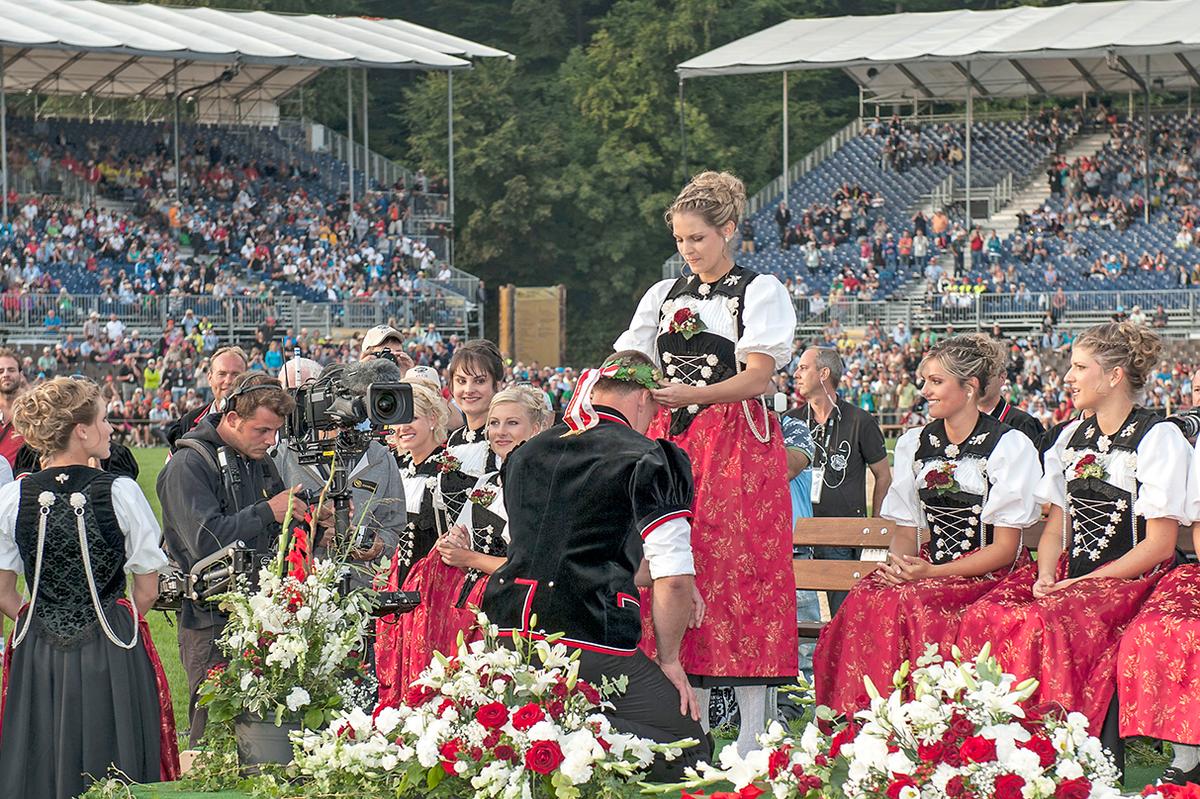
[1073, 453, 1107, 481]
[669, 307, 706, 340]
[433, 452, 462, 474]
[923, 462, 961, 494]
[469, 487, 497, 507]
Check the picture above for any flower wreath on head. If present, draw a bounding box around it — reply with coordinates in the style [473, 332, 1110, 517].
[561, 356, 663, 435]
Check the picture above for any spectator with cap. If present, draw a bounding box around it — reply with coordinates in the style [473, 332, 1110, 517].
[361, 324, 415, 372]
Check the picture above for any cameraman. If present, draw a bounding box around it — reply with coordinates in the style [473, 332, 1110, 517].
[273, 360, 405, 590]
[156, 373, 306, 746]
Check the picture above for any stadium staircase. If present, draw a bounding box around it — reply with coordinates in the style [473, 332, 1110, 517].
[986, 131, 1111, 238]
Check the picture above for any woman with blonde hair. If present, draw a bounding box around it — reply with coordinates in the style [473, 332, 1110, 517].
[394, 385, 552, 692]
[615, 170, 798, 753]
[959, 322, 1191, 752]
[375, 381, 476, 705]
[0, 377, 179, 798]
[812, 335, 1042, 716]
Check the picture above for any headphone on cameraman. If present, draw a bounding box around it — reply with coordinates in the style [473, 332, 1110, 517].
[217, 380, 278, 415]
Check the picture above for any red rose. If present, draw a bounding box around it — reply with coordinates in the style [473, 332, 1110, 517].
[404, 684, 435, 707]
[949, 714, 976, 739]
[995, 774, 1026, 799]
[439, 738, 462, 775]
[673, 308, 693, 325]
[925, 470, 952, 488]
[524, 739, 565, 775]
[493, 743, 516, 761]
[886, 775, 917, 799]
[482, 730, 501, 749]
[959, 735, 997, 763]
[767, 746, 791, 778]
[546, 700, 565, 719]
[1055, 777, 1092, 799]
[1077, 454, 1096, 466]
[512, 703, 545, 731]
[474, 702, 509, 730]
[829, 725, 857, 759]
[577, 681, 601, 705]
[551, 681, 568, 698]
[1022, 734, 1056, 768]
[946, 776, 967, 798]
[918, 740, 948, 763]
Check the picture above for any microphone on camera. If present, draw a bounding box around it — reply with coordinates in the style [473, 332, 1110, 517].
[341, 358, 404, 397]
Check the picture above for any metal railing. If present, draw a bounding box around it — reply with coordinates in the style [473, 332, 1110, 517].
[793, 289, 1200, 335]
[0, 293, 475, 342]
[745, 118, 864, 218]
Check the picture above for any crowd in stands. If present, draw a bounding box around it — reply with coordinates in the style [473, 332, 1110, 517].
[0, 117, 463, 308]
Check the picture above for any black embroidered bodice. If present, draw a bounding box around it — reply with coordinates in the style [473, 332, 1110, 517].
[656, 265, 758, 435]
[447, 422, 484, 449]
[13, 466, 123, 648]
[913, 414, 1008, 566]
[394, 446, 476, 585]
[1062, 407, 1159, 579]
[455, 470, 508, 608]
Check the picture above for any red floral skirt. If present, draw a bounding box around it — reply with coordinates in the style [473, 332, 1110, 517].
[814, 547, 1031, 717]
[375, 552, 486, 706]
[1118, 563, 1200, 742]
[956, 555, 1166, 734]
[638, 401, 798, 681]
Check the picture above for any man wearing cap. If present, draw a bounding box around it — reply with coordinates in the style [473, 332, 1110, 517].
[361, 324, 415, 372]
[482, 349, 710, 781]
[165, 345, 249, 451]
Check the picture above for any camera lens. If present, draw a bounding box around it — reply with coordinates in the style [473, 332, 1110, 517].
[375, 393, 396, 415]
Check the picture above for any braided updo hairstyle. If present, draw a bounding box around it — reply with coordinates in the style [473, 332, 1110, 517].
[664, 171, 746, 232]
[919, 334, 999, 396]
[12, 377, 102, 456]
[490, 385, 553, 432]
[1074, 322, 1161, 393]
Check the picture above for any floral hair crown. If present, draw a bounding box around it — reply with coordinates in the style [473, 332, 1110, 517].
[599, 357, 663, 391]
[562, 357, 663, 435]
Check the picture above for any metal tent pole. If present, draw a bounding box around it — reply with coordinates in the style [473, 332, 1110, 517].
[448, 71, 455, 224]
[679, 77, 687, 184]
[782, 71, 789, 207]
[173, 64, 181, 203]
[1144, 56, 1152, 225]
[964, 61, 974, 270]
[362, 69, 370, 192]
[1, 46, 7, 225]
[347, 69, 355, 223]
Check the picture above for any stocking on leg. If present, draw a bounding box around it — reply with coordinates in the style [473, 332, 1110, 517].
[734, 685, 767, 757]
[1171, 743, 1200, 772]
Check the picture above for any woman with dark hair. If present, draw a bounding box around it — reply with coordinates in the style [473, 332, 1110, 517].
[0, 377, 178, 798]
[445, 339, 504, 477]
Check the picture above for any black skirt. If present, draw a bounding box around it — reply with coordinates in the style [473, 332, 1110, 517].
[0, 602, 163, 799]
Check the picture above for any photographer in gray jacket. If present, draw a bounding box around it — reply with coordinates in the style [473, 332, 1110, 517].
[273, 358, 404, 591]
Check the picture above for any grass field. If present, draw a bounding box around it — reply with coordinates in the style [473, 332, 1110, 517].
[132, 447, 192, 730]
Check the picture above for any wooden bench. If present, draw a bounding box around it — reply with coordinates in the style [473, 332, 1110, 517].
[794, 517, 1196, 640]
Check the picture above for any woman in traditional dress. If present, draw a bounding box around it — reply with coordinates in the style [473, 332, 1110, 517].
[444, 340, 504, 477]
[615, 170, 798, 755]
[1116, 435, 1200, 785]
[0, 377, 179, 799]
[813, 334, 1042, 716]
[394, 386, 552, 692]
[376, 383, 476, 705]
[958, 322, 1190, 745]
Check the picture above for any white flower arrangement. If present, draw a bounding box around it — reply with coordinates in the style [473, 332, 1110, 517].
[291, 613, 692, 799]
[663, 644, 1121, 799]
[197, 558, 376, 729]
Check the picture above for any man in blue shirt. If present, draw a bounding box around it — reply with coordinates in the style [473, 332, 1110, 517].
[779, 410, 817, 677]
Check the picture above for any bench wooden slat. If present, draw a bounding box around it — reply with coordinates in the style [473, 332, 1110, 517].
[793, 518, 895, 548]
[797, 621, 825, 640]
[793, 560, 882, 593]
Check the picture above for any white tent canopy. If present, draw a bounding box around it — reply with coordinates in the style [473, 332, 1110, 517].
[0, 0, 513, 103]
[677, 0, 1200, 101]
